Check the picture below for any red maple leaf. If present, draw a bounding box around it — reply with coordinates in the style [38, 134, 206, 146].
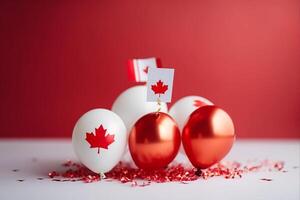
[85, 125, 115, 154]
[143, 66, 149, 74]
[193, 99, 206, 108]
[151, 80, 168, 97]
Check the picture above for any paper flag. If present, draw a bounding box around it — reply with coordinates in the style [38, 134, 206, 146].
[127, 57, 161, 82]
[147, 67, 174, 103]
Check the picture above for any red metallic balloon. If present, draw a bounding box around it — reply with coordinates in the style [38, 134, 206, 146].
[129, 112, 181, 169]
[182, 106, 235, 169]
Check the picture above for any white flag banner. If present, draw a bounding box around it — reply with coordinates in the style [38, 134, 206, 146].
[127, 57, 161, 82]
[146, 67, 174, 103]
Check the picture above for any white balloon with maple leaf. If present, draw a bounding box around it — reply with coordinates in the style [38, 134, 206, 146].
[72, 109, 127, 174]
[169, 96, 214, 154]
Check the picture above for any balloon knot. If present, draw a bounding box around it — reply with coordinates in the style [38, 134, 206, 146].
[100, 172, 106, 179]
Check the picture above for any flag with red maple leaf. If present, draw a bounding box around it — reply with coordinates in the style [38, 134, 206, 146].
[85, 125, 115, 154]
[146, 67, 174, 103]
[127, 57, 161, 82]
[151, 80, 168, 97]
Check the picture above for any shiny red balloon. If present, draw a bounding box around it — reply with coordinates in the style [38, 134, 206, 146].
[129, 112, 181, 169]
[182, 106, 235, 169]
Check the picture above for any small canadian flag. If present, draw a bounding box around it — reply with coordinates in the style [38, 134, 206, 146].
[147, 67, 174, 103]
[127, 57, 162, 82]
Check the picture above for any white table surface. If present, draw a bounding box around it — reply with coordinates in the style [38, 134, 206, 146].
[0, 139, 299, 200]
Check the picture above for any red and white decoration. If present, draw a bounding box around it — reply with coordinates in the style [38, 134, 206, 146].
[127, 57, 161, 82]
[146, 67, 174, 103]
[72, 109, 127, 174]
[70, 57, 235, 179]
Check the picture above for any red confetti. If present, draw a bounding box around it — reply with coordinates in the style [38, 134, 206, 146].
[106, 162, 198, 185]
[48, 171, 59, 178]
[46, 160, 286, 186]
[274, 162, 284, 171]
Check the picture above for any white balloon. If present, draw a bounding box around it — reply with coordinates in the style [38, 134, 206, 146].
[169, 96, 213, 153]
[112, 85, 168, 133]
[169, 96, 214, 130]
[72, 109, 126, 174]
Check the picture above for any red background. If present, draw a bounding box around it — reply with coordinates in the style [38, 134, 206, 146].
[0, 0, 299, 138]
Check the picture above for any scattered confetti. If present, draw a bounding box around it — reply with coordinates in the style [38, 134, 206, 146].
[106, 162, 198, 185]
[260, 178, 272, 181]
[48, 171, 59, 178]
[17, 179, 25, 182]
[37, 177, 44, 180]
[12, 169, 19, 172]
[46, 160, 286, 186]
